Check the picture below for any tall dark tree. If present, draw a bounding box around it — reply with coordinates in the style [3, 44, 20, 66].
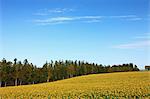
[13, 58, 19, 86]
[17, 61, 23, 85]
[14, 58, 17, 65]
[43, 62, 52, 82]
[0, 58, 139, 87]
[1, 58, 12, 87]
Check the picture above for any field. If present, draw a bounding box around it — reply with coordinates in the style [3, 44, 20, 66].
[0, 71, 150, 99]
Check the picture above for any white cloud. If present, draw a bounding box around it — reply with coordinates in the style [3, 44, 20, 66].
[134, 36, 150, 39]
[45, 17, 74, 21]
[109, 15, 143, 21]
[34, 13, 48, 16]
[46, 8, 74, 13]
[34, 17, 74, 24]
[33, 14, 143, 25]
[84, 19, 101, 23]
[126, 17, 143, 21]
[33, 16, 103, 25]
[36, 21, 66, 25]
[114, 33, 150, 49]
[109, 15, 137, 18]
[134, 33, 150, 39]
[114, 40, 150, 49]
[32, 9, 144, 25]
[76, 16, 103, 19]
[34, 8, 74, 16]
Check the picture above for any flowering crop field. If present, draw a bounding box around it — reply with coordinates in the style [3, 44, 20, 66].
[0, 71, 150, 99]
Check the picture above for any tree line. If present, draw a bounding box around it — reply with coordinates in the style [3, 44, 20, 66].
[0, 58, 139, 87]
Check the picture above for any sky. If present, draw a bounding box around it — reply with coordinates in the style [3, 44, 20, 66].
[0, 0, 150, 69]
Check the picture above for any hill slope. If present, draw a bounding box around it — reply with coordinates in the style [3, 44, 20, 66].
[0, 71, 150, 98]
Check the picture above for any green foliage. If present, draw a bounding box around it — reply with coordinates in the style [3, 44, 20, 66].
[0, 58, 139, 87]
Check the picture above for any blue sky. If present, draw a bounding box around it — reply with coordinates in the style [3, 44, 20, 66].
[0, 0, 150, 69]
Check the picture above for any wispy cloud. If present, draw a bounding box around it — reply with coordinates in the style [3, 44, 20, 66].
[34, 8, 74, 16]
[34, 13, 48, 16]
[33, 14, 143, 25]
[35, 17, 74, 22]
[33, 8, 144, 25]
[34, 17, 74, 25]
[114, 40, 150, 49]
[109, 15, 137, 18]
[114, 34, 150, 49]
[134, 36, 150, 39]
[76, 16, 103, 19]
[33, 16, 103, 25]
[109, 15, 143, 21]
[126, 17, 143, 21]
[48, 8, 74, 13]
[84, 19, 101, 23]
[134, 33, 150, 39]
